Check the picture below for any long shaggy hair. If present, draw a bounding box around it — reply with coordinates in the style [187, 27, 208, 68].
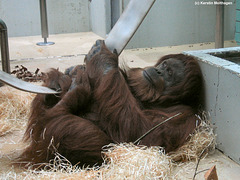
[16, 42, 203, 169]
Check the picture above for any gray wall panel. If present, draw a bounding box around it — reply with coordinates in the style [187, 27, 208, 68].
[0, 0, 90, 37]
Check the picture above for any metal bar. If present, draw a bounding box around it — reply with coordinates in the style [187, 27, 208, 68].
[215, 0, 224, 49]
[40, 0, 49, 39]
[0, 70, 60, 94]
[0, 19, 10, 73]
[105, 0, 156, 55]
[37, 0, 54, 46]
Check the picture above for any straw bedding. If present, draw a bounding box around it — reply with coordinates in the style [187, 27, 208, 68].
[0, 85, 216, 179]
[0, 86, 35, 136]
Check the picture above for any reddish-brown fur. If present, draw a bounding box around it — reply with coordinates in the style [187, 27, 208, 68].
[17, 42, 202, 168]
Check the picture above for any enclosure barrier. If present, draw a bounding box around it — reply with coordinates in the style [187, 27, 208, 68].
[37, 0, 54, 46]
[0, 19, 10, 73]
[184, 47, 240, 165]
[215, 0, 224, 48]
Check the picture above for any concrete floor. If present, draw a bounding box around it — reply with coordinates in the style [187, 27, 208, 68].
[1, 32, 238, 72]
[1, 32, 240, 179]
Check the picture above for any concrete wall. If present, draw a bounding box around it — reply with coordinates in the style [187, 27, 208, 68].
[89, 0, 111, 38]
[125, 0, 236, 48]
[0, 0, 236, 48]
[185, 47, 240, 165]
[90, 0, 236, 48]
[0, 0, 90, 37]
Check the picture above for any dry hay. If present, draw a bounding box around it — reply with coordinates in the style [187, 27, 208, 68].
[0, 85, 35, 136]
[0, 85, 216, 179]
[169, 114, 216, 163]
[101, 143, 172, 179]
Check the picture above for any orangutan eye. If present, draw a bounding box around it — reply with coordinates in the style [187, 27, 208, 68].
[168, 69, 172, 76]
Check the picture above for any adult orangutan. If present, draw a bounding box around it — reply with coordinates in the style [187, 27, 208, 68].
[17, 40, 203, 168]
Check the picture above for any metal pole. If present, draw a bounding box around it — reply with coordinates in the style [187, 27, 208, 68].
[0, 19, 10, 73]
[215, 0, 224, 49]
[105, 0, 156, 55]
[37, 0, 54, 46]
